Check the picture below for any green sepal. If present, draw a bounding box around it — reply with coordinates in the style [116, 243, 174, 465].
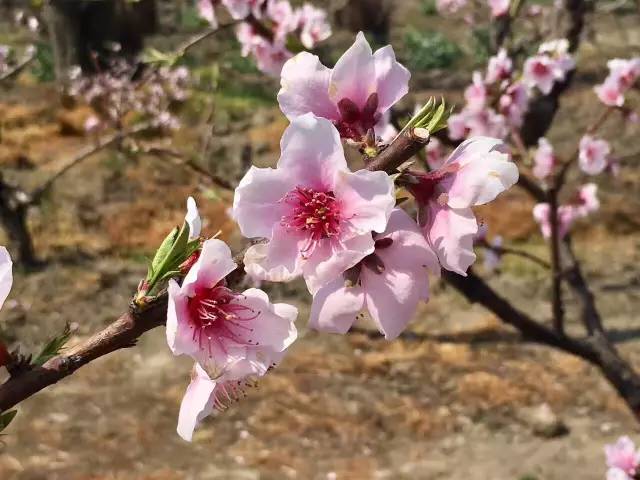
[149, 226, 180, 281]
[32, 324, 72, 366]
[0, 410, 17, 433]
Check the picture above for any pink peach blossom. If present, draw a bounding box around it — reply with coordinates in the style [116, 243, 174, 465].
[0, 247, 12, 311]
[605, 436, 640, 480]
[595, 58, 640, 107]
[436, 0, 468, 14]
[448, 108, 508, 141]
[223, 0, 265, 19]
[267, 0, 297, 40]
[426, 137, 445, 170]
[197, 0, 218, 26]
[532, 203, 576, 239]
[406, 137, 519, 275]
[233, 114, 395, 294]
[185, 196, 202, 240]
[166, 238, 298, 369]
[309, 209, 439, 340]
[278, 32, 410, 141]
[499, 81, 528, 129]
[464, 72, 488, 111]
[489, 0, 510, 18]
[524, 40, 574, 94]
[532, 137, 556, 180]
[486, 48, 513, 84]
[575, 183, 599, 217]
[298, 3, 332, 49]
[177, 346, 288, 441]
[579, 135, 610, 175]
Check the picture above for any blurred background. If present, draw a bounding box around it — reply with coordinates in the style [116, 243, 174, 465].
[0, 0, 640, 478]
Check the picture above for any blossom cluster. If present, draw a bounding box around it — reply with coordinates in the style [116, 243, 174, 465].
[605, 436, 640, 480]
[68, 61, 190, 132]
[166, 33, 519, 440]
[448, 39, 575, 144]
[197, 0, 331, 76]
[533, 183, 599, 239]
[595, 57, 640, 107]
[436, 0, 511, 19]
[448, 48, 528, 141]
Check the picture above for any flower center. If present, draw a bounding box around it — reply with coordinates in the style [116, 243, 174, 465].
[187, 284, 260, 357]
[281, 186, 342, 257]
[334, 92, 380, 141]
[533, 61, 550, 76]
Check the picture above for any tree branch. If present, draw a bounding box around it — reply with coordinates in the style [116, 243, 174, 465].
[0, 295, 167, 412]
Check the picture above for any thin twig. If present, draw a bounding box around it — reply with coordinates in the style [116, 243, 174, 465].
[0, 51, 36, 83]
[479, 241, 551, 269]
[548, 187, 565, 334]
[29, 123, 153, 206]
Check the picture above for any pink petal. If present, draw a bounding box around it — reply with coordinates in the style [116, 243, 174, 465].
[377, 208, 440, 275]
[232, 165, 294, 239]
[309, 276, 365, 334]
[166, 279, 196, 357]
[0, 247, 12, 311]
[333, 169, 395, 234]
[182, 239, 237, 296]
[328, 32, 377, 109]
[243, 224, 305, 283]
[424, 203, 478, 275]
[302, 231, 375, 294]
[177, 363, 216, 441]
[277, 52, 339, 121]
[373, 45, 411, 113]
[362, 209, 435, 339]
[444, 137, 519, 208]
[197, 0, 218, 26]
[363, 264, 428, 340]
[277, 113, 347, 189]
[233, 288, 298, 352]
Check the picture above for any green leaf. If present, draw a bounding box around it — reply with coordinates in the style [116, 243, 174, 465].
[32, 324, 72, 367]
[0, 410, 17, 433]
[149, 226, 180, 279]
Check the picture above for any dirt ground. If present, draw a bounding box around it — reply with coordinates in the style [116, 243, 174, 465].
[1, 3, 640, 480]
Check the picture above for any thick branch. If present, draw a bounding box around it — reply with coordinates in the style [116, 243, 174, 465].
[548, 188, 565, 334]
[0, 295, 167, 412]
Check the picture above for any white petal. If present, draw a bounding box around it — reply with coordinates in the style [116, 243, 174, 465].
[277, 52, 339, 121]
[232, 165, 294, 239]
[0, 247, 12, 310]
[328, 31, 377, 109]
[309, 276, 365, 334]
[182, 239, 237, 295]
[277, 113, 347, 188]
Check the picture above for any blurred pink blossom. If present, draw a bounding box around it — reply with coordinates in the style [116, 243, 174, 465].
[278, 32, 410, 141]
[595, 58, 640, 107]
[579, 135, 610, 175]
[197, 0, 218, 26]
[436, 0, 468, 15]
[0, 247, 12, 311]
[524, 39, 574, 94]
[489, 0, 510, 18]
[605, 436, 640, 480]
[298, 3, 332, 49]
[532, 203, 576, 239]
[233, 114, 395, 294]
[486, 48, 513, 84]
[532, 137, 556, 180]
[575, 183, 599, 217]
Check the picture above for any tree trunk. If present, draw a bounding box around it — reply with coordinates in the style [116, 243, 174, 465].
[43, 0, 158, 80]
